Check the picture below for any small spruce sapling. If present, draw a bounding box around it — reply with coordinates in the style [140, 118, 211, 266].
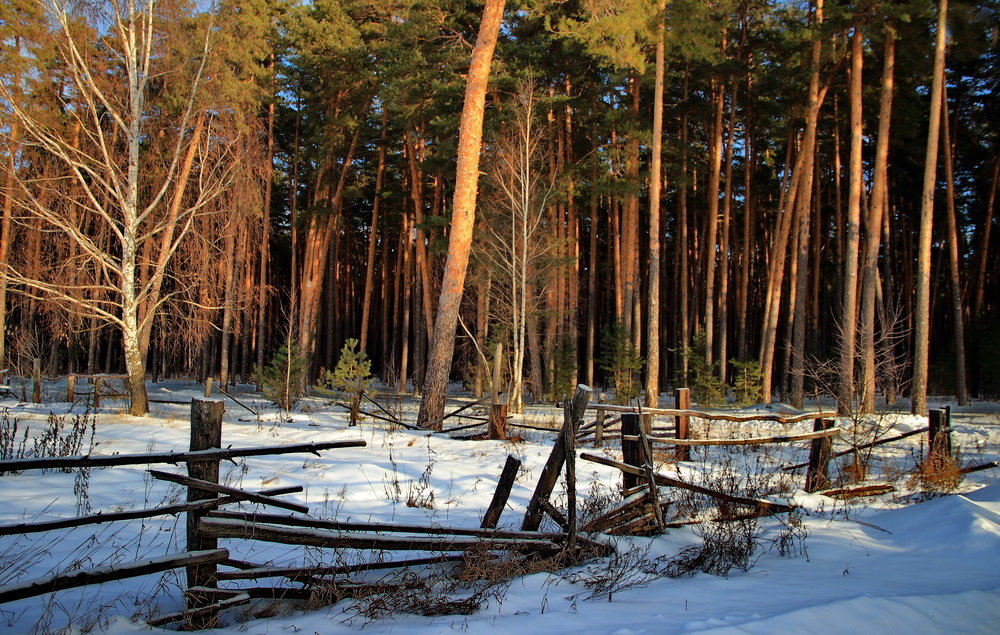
[323, 339, 374, 426]
[255, 339, 307, 411]
[599, 323, 644, 405]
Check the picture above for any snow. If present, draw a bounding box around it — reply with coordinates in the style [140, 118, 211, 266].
[1, 380, 998, 633]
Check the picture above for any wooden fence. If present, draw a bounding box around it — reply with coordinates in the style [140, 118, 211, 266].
[0, 399, 366, 627]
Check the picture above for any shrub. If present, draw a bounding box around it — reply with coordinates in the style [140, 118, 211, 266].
[679, 330, 726, 405]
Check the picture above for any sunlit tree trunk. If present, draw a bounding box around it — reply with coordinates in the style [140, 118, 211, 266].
[418, 0, 506, 429]
[912, 0, 948, 415]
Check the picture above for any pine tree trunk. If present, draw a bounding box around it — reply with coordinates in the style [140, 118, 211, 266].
[645, 0, 666, 410]
[971, 158, 999, 318]
[912, 0, 948, 415]
[838, 27, 865, 414]
[417, 0, 506, 428]
[941, 92, 969, 406]
[860, 30, 896, 413]
[704, 72, 725, 368]
[360, 111, 388, 354]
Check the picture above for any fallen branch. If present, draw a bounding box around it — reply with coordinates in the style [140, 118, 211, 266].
[580, 453, 792, 514]
[215, 385, 259, 416]
[0, 549, 228, 604]
[148, 470, 308, 514]
[0, 441, 366, 473]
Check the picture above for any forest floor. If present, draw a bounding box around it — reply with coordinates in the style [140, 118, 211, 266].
[0, 379, 998, 633]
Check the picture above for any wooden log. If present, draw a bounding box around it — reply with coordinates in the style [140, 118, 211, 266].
[215, 555, 466, 582]
[32, 358, 41, 404]
[959, 460, 999, 475]
[151, 470, 308, 514]
[804, 419, 835, 493]
[580, 453, 792, 514]
[0, 440, 366, 473]
[186, 399, 223, 614]
[66, 375, 76, 403]
[507, 421, 561, 433]
[675, 388, 691, 461]
[0, 549, 228, 604]
[639, 427, 841, 447]
[205, 510, 565, 541]
[197, 518, 562, 553]
[586, 402, 837, 424]
[621, 414, 642, 490]
[488, 403, 509, 440]
[0, 486, 303, 536]
[481, 455, 521, 529]
[781, 427, 930, 471]
[440, 420, 487, 434]
[816, 483, 895, 499]
[521, 385, 592, 532]
[148, 590, 250, 628]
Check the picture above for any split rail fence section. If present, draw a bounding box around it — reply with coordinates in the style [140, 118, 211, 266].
[0, 399, 366, 627]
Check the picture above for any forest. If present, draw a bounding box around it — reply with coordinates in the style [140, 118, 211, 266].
[1, 0, 998, 419]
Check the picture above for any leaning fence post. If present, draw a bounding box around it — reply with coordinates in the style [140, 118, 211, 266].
[675, 388, 691, 461]
[805, 418, 834, 492]
[621, 413, 643, 490]
[32, 358, 42, 404]
[186, 398, 224, 626]
[482, 455, 521, 529]
[593, 393, 607, 448]
[66, 375, 76, 403]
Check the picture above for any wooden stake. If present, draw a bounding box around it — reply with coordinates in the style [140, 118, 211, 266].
[675, 388, 691, 460]
[204, 377, 214, 398]
[92, 376, 102, 408]
[488, 403, 509, 440]
[66, 375, 76, 403]
[31, 358, 41, 404]
[594, 393, 606, 447]
[481, 455, 521, 528]
[804, 418, 834, 492]
[928, 408, 952, 467]
[186, 398, 224, 622]
[621, 413, 642, 490]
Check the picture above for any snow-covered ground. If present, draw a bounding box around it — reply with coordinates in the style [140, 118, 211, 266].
[1, 379, 998, 634]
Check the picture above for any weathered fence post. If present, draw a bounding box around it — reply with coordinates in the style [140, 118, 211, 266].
[621, 413, 642, 490]
[186, 398, 224, 626]
[521, 385, 591, 532]
[928, 408, 952, 468]
[488, 403, 508, 440]
[92, 377, 102, 409]
[32, 358, 42, 404]
[204, 377, 214, 398]
[675, 388, 691, 461]
[593, 393, 607, 448]
[805, 418, 834, 492]
[66, 375, 76, 403]
[481, 455, 521, 529]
